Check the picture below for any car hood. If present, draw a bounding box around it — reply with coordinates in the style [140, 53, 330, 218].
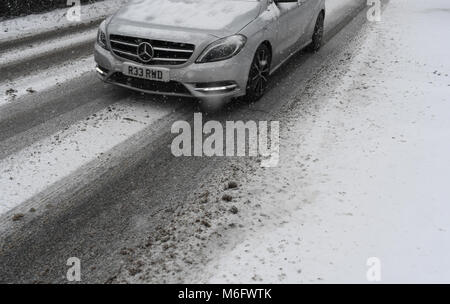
[109, 0, 262, 37]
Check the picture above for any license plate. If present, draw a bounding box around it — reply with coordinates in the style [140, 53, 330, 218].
[122, 63, 169, 82]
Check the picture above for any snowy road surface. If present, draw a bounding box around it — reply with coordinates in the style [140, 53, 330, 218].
[0, 0, 449, 283]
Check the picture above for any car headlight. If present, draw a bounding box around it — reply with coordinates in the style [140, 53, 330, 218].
[196, 35, 247, 63]
[97, 28, 108, 50]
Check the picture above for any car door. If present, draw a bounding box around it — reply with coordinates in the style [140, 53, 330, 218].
[270, 1, 301, 60]
[291, 0, 317, 48]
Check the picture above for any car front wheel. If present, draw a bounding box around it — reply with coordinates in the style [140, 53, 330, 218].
[245, 44, 271, 103]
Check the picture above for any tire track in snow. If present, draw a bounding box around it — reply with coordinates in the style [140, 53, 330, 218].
[0, 71, 124, 155]
[0, 0, 129, 50]
[0, 28, 97, 82]
[0, 99, 174, 216]
[0, 56, 95, 107]
[0, 82, 123, 160]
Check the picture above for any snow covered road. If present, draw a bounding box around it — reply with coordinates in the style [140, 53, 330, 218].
[1, 0, 447, 284]
[0, 0, 369, 283]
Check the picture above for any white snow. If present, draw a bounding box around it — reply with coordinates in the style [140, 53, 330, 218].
[200, 0, 450, 283]
[0, 0, 129, 43]
[112, 0, 260, 32]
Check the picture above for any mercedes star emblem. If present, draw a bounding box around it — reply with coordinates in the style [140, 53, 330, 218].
[137, 42, 154, 63]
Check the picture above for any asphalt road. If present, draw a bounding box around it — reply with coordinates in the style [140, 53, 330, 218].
[0, 1, 372, 283]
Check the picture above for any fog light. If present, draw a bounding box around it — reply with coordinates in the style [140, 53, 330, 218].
[194, 81, 238, 93]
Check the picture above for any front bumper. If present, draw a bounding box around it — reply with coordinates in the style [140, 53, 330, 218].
[94, 44, 252, 101]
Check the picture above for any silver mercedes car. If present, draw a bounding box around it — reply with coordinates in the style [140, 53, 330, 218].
[94, 0, 326, 104]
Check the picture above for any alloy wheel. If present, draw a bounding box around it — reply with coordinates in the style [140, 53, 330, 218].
[246, 45, 271, 102]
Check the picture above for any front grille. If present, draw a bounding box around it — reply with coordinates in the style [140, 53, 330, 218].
[109, 72, 191, 96]
[109, 34, 195, 66]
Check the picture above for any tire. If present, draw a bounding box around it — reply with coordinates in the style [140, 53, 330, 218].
[245, 44, 271, 103]
[307, 12, 325, 53]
